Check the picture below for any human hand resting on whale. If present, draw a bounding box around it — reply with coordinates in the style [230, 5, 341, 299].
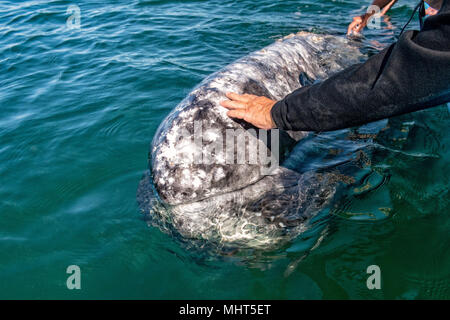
[220, 92, 277, 130]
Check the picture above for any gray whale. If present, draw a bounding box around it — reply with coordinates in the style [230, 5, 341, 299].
[138, 32, 365, 249]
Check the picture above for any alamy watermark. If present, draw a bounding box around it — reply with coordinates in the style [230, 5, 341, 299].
[66, 5, 81, 30]
[366, 5, 382, 30]
[66, 265, 81, 290]
[366, 265, 381, 290]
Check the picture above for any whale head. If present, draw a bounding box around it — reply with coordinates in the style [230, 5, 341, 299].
[138, 32, 365, 249]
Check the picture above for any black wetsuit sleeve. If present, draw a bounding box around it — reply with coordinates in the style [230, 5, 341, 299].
[270, 0, 450, 132]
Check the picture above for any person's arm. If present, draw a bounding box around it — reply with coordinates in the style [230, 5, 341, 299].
[347, 0, 398, 35]
[222, 1, 450, 132]
[271, 1, 450, 131]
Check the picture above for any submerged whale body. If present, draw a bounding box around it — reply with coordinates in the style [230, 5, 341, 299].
[138, 32, 365, 249]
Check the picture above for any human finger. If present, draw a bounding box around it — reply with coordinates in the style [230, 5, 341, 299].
[226, 109, 247, 120]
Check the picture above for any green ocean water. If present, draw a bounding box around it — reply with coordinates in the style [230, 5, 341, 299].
[0, 0, 449, 299]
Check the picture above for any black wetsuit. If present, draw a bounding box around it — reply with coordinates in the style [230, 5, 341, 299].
[270, 0, 450, 132]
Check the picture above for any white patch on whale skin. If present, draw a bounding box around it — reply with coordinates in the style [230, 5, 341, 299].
[214, 167, 226, 182]
[192, 176, 202, 189]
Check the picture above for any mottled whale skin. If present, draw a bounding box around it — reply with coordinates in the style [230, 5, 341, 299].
[138, 32, 365, 249]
